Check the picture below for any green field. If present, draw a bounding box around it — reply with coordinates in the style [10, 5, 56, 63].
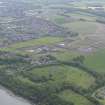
[29, 65, 95, 89]
[63, 21, 98, 34]
[59, 90, 93, 105]
[0, 37, 63, 51]
[85, 49, 105, 73]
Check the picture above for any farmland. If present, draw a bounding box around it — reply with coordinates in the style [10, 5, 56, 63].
[0, 0, 105, 105]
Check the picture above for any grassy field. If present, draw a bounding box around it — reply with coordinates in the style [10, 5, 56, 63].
[0, 37, 63, 51]
[63, 21, 98, 34]
[52, 51, 78, 62]
[59, 90, 93, 105]
[85, 49, 105, 73]
[29, 65, 95, 89]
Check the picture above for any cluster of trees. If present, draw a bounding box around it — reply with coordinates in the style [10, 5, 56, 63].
[58, 55, 105, 105]
[0, 72, 74, 105]
[0, 52, 104, 105]
[0, 52, 73, 105]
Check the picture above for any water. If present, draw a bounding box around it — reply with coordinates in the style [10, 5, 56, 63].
[0, 87, 32, 105]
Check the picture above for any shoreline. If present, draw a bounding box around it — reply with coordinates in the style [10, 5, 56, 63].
[0, 85, 34, 105]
